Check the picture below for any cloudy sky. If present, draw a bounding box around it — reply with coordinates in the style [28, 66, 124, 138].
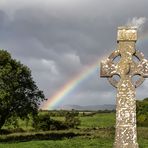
[0, 0, 148, 107]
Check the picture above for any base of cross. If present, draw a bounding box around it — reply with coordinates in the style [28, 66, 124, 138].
[114, 142, 139, 148]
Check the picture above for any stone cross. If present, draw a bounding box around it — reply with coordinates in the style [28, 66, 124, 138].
[100, 27, 148, 148]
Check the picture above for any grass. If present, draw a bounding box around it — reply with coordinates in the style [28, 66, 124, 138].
[0, 138, 113, 148]
[0, 112, 148, 148]
[51, 112, 115, 129]
[3, 112, 115, 131]
[0, 137, 148, 148]
[51, 117, 65, 122]
[79, 113, 115, 128]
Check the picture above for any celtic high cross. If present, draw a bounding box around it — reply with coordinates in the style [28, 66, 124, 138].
[100, 27, 148, 148]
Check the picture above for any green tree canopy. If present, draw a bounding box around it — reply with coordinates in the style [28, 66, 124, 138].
[136, 98, 148, 127]
[0, 49, 45, 129]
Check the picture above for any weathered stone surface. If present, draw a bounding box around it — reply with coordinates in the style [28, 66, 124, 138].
[100, 27, 148, 148]
[117, 27, 137, 41]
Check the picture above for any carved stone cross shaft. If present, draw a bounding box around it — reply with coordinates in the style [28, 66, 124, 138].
[100, 27, 148, 148]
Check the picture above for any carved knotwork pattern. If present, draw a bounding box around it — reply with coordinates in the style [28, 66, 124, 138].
[114, 126, 139, 148]
[115, 77, 138, 146]
[101, 47, 148, 88]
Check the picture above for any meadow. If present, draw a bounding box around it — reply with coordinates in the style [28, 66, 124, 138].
[0, 112, 148, 148]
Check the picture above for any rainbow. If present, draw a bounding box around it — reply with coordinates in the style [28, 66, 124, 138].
[41, 57, 107, 110]
[42, 31, 148, 110]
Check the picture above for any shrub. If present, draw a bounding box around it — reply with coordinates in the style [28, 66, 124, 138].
[137, 99, 148, 127]
[33, 113, 52, 131]
[50, 120, 67, 130]
[33, 113, 68, 131]
[4, 115, 19, 129]
[64, 110, 80, 128]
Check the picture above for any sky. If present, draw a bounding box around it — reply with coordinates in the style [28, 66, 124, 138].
[0, 0, 148, 108]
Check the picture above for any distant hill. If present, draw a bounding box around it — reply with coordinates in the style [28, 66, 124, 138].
[56, 104, 115, 111]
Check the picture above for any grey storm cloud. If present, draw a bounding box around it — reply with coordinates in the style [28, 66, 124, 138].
[0, 0, 148, 106]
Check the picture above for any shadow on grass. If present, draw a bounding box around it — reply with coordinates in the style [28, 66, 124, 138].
[0, 127, 115, 143]
[0, 130, 89, 143]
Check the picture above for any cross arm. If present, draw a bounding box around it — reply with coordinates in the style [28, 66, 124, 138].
[100, 58, 117, 77]
[137, 59, 148, 78]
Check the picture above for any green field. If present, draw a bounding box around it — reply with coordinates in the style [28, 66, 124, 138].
[0, 138, 114, 148]
[0, 112, 148, 148]
[0, 137, 148, 148]
[80, 113, 115, 128]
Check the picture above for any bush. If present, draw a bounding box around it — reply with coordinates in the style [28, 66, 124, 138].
[64, 110, 80, 128]
[33, 113, 68, 131]
[137, 114, 148, 127]
[50, 120, 67, 130]
[33, 113, 52, 131]
[4, 115, 19, 129]
[137, 98, 148, 127]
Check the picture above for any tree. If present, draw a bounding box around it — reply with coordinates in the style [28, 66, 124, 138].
[136, 98, 148, 127]
[0, 49, 45, 129]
